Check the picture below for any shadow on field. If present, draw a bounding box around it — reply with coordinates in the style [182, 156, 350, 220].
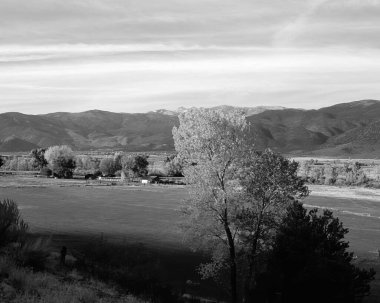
[42, 233, 227, 302]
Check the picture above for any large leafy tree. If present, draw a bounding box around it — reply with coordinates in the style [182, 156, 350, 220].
[238, 149, 309, 301]
[173, 108, 251, 303]
[99, 157, 118, 176]
[30, 148, 48, 169]
[121, 154, 149, 178]
[260, 201, 375, 303]
[45, 145, 76, 178]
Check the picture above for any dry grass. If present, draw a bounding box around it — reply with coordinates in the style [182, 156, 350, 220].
[308, 184, 380, 202]
[0, 256, 148, 303]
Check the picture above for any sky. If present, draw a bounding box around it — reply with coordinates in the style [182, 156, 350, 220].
[1, 0, 380, 114]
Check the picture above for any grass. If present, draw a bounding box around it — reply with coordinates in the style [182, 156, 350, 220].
[1, 182, 378, 256]
[2, 184, 186, 248]
[0, 256, 148, 303]
[1, 176, 380, 300]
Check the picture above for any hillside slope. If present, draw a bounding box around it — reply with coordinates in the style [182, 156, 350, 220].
[0, 100, 379, 157]
[248, 100, 380, 157]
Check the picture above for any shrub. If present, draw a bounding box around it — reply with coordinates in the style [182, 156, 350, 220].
[0, 199, 28, 247]
[75, 239, 179, 303]
[93, 170, 102, 178]
[148, 169, 166, 177]
[39, 167, 52, 177]
[15, 237, 51, 271]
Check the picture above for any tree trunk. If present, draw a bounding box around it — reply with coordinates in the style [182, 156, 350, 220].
[243, 217, 262, 302]
[243, 238, 258, 303]
[225, 224, 238, 303]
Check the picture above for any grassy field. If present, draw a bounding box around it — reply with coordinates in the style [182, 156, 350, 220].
[0, 181, 379, 253]
[1, 178, 380, 300]
[1, 183, 378, 255]
[1, 185, 186, 249]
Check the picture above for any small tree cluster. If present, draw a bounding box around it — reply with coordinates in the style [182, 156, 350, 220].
[164, 155, 184, 177]
[45, 145, 76, 178]
[97, 153, 149, 178]
[256, 201, 375, 303]
[1, 156, 36, 171]
[75, 155, 100, 172]
[121, 154, 149, 178]
[300, 161, 369, 186]
[99, 156, 120, 176]
[344, 162, 368, 185]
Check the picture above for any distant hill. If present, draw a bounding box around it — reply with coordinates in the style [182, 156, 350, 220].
[0, 136, 39, 152]
[0, 101, 379, 157]
[248, 100, 380, 157]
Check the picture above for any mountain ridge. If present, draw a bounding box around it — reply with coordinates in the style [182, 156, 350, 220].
[0, 100, 379, 157]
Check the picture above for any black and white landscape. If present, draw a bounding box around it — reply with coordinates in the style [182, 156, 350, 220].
[1, 1, 380, 303]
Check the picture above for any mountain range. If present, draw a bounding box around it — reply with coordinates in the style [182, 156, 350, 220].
[0, 100, 379, 158]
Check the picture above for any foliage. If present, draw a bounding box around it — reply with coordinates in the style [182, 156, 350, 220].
[14, 237, 51, 271]
[113, 152, 124, 172]
[76, 239, 179, 303]
[257, 201, 375, 303]
[122, 155, 149, 178]
[99, 157, 118, 176]
[45, 145, 76, 178]
[39, 167, 52, 177]
[0, 255, 148, 303]
[299, 160, 374, 186]
[165, 155, 184, 177]
[237, 149, 309, 300]
[75, 155, 100, 171]
[173, 107, 251, 303]
[0, 199, 28, 247]
[344, 162, 368, 185]
[30, 148, 48, 169]
[324, 164, 339, 185]
[0, 156, 3, 168]
[1, 156, 36, 171]
[51, 156, 76, 178]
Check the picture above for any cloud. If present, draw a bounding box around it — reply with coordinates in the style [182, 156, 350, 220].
[1, 45, 380, 113]
[273, 0, 328, 47]
[1, 0, 380, 113]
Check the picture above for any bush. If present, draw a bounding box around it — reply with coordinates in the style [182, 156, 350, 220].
[15, 237, 51, 271]
[39, 167, 52, 177]
[0, 199, 28, 247]
[93, 170, 102, 178]
[75, 239, 179, 303]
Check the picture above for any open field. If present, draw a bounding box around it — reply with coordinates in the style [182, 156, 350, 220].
[1, 178, 380, 300]
[0, 179, 379, 254]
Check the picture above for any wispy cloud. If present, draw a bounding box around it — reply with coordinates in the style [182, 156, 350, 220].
[1, 0, 380, 113]
[273, 0, 328, 47]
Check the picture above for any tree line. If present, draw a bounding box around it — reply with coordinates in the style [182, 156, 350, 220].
[173, 108, 375, 303]
[298, 159, 378, 186]
[0, 146, 152, 179]
[0, 148, 184, 179]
